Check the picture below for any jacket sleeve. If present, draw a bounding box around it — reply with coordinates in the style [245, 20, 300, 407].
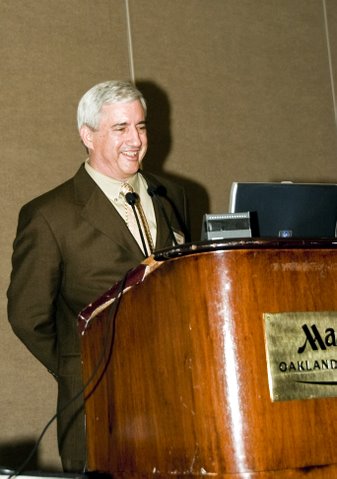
[7, 203, 62, 377]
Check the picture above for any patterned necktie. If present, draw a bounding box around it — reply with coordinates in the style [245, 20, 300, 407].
[120, 183, 154, 255]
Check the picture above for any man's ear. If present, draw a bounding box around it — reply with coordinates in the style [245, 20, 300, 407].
[79, 125, 94, 150]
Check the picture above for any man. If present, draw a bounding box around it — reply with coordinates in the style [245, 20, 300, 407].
[7, 80, 189, 472]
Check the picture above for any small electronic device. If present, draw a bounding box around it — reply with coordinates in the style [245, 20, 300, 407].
[201, 212, 252, 240]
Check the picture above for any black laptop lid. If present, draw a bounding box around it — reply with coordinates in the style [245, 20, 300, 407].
[229, 182, 337, 238]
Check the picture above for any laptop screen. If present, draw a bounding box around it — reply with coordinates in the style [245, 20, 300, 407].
[229, 182, 337, 238]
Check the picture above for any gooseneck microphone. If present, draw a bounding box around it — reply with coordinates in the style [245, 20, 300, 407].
[147, 184, 178, 246]
[125, 192, 149, 257]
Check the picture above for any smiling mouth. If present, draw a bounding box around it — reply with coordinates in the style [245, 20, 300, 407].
[122, 151, 139, 159]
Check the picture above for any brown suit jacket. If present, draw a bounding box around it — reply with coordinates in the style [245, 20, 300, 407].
[7, 164, 189, 472]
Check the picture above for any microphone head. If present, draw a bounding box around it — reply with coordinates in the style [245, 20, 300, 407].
[147, 184, 167, 197]
[125, 192, 137, 206]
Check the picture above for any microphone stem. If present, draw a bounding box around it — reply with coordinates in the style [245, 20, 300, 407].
[154, 196, 178, 246]
[130, 203, 149, 257]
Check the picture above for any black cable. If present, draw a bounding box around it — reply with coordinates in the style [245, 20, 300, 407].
[8, 270, 130, 478]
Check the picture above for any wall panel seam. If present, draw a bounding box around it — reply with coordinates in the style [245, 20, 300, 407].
[124, 0, 135, 83]
[323, 0, 337, 137]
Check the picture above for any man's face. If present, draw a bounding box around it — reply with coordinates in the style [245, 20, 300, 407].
[81, 99, 148, 181]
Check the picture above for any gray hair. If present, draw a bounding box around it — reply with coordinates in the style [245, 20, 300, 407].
[77, 80, 147, 131]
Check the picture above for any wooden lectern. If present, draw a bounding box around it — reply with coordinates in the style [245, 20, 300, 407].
[78, 239, 337, 478]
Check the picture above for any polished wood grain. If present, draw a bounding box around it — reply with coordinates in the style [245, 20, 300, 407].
[80, 241, 337, 478]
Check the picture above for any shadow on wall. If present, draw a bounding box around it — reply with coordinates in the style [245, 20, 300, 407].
[0, 438, 57, 475]
[0, 439, 41, 473]
[137, 80, 209, 241]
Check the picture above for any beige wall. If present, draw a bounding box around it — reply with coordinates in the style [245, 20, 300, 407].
[1, 0, 337, 471]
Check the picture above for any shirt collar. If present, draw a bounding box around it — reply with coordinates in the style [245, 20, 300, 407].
[84, 159, 139, 201]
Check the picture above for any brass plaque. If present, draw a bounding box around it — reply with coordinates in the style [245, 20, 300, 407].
[263, 311, 337, 401]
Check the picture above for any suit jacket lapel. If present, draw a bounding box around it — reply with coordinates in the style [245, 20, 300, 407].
[73, 165, 145, 260]
[153, 199, 171, 249]
[141, 171, 174, 250]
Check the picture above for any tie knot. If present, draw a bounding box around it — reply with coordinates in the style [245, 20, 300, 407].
[120, 183, 134, 198]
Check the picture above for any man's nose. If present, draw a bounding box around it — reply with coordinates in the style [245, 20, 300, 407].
[127, 126, 142, 145]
